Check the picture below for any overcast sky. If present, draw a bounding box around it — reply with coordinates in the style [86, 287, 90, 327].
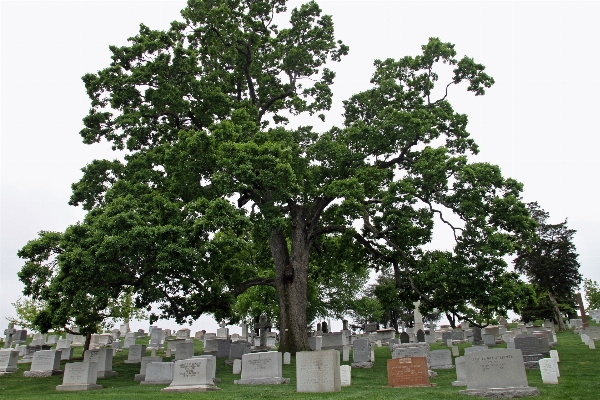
[2, 1, 599, 334]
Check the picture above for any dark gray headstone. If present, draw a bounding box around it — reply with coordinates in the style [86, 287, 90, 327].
[365, 323, 378, 333]
[400, 332, 410, 344]
[416, 329, 425, 343]
[217, 339, 232, 358]
[472, 327, 483, 345]
[514, 334, 541, 355]
[352, 338, 371, 363]
[452, 331, 464, 341]
[229, 342, 251, 360]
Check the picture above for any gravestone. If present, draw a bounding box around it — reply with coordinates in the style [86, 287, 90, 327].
[463, 345, 488, 355]
[217, 321, 229, 339]
[514, 334, 541, 355]
[392, 346, 426, 361]
[13, 329, 28, 344]
[482, 334, 496, 346]
[365, 322, 378, 333]
[442, 331, 453, 344]
[60, 347, 74, 361]
[71, 335, 85, 347]
[84, 348, 117, 378]
[256, 315, 272, 349]
[3, 323, 17, 349]
[56, 362, 102, 391]
[549, 349, 559, 363]
[538, 358, 558, 384]
[472, 326, 483, 345]
[196, 355, 217, 383]
[387, 357, 430, 387]
[234, 351, 289, 384]
[416, 329, 425, 343]
[284, 352, 291, 364]
[342, 345, 350, 362]
[176, 329, 191, 340]
[0, 349, 19, 375]
[351, 338, 372, 368]
[147, 328, 163, 349]
[233, 359, 242, 374]
[137, 329, 145, 338]
[123, 336, 136, 349]
[162, 358, 218, 392]
[229, 341, 251, 361]
[392, 342, 432, 369]
[124, 344, 146, 364]
[452, 345, 459, 357]
[322, 321, 328, 334]
[340, 365, 351, 387]
[24, 350, 62, 377]
[45, 334, 59, 346]
[175, 342, 195, 361]
[141, 362, 174, 385]
[217, 339, 232, 358]
[430, 349, 454, 369]
[460, 349, 539, 397]
[18, 344, 42, 364]
[135, 356, 162, 382]
[296, 349, 341, 393]
[452, 356, 467, 386]
[425, 333, 437, 344]
[400, 332, 410, 343]
[452, 331, 465, 341]
[485, 326, 500, 337]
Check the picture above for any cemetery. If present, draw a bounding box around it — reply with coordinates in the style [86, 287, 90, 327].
[0, 318, 599, 399]
[2, 1, 600, 400]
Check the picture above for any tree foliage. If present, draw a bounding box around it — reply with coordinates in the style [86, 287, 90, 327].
[583, 278, 600, 311]
[514, 202, 582, 330]
[18, 0, 536, 353]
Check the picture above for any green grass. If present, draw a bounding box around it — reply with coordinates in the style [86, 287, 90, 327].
[1, 324, 597, 399]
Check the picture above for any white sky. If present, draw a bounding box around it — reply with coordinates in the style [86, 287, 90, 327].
[2, 1, 599, 334]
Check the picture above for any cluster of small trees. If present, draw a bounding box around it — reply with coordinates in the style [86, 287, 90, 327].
[14, 0, 586, 352]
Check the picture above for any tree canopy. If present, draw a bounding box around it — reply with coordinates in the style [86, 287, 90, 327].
[514, 202, 582, 330]
[18, 0, 536, 353]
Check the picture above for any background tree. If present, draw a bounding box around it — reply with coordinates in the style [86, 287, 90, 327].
[514, 202, 582, 330]
[7, 297, 47, 331]
[583, 278, 600, 311]
[19, 0, 535, 354]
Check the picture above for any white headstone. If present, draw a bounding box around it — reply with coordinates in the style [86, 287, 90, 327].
[141, 362, 174, 385]
[0, 349, 19, 375]
[162, 358, 218, 392]
[24, 350, 62, 377]
[550, 349, 559, 363]
[539, 358, 558, 384]
[56, 362, 102, 391]
[124, 344, 146, 363]
[84, 348, 117, 378]
[340, 365, 351, 387]
[135, 356, 162, 382]
[296, 350, 341, 393]
[283, 352, 291, 365]
[234, 351, 289, 384]
[233, 358, 242, 374]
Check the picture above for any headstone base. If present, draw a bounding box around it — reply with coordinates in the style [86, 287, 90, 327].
[56, 384, 103, 391]
[24, 370, 63, 377]
[386, 384, 436, 388]
[431, 364, 455, 370]
[452, 380, 467, 387]
[351, 362, 373, 369]
[98, 370, 118, 378]
[134, 374, 145, 382]
[459, 387, 540, 398]
[124, 360, 141, 364]
[0, 367, 18, 374]
[161, 384, 220, 392]
[234, 378, 290, 385]
[17, 358, 33, 364]
[141, 379, 172, 385]
[524, 362, 540, 370]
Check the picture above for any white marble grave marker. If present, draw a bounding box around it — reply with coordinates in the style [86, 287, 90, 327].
[56, 362, 102, 391]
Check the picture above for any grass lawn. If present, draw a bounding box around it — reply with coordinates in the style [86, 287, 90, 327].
[1, 323, 597, 399]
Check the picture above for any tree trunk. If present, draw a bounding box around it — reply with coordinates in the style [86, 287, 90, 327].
[548, 290, 566, 331]
[270, 207, 312, 355]
[446, 312, 456, 329]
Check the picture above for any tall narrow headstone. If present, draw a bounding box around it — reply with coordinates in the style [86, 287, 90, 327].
[340, 365, 351, 387]
[539, 358, 558, 384]
[351, 338, 372, 368]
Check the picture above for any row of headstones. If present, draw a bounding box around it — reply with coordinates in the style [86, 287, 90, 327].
[578, 326, 599, 349]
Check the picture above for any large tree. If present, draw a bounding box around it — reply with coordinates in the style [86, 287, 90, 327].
[20, 0, 535, 354]
[514, 202, 582, 330]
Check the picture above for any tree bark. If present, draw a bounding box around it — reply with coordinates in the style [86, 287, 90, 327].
[270, 206, 312, 355]
[547, 290, 566, 331]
